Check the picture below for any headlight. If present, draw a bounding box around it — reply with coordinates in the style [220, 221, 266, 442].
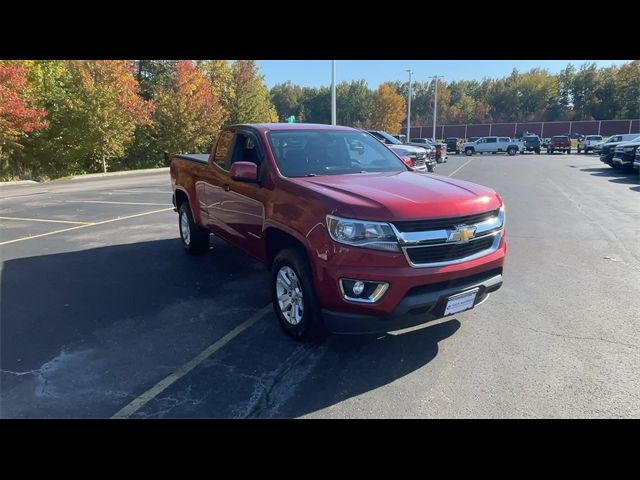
[624, 146, 636, 152]
[326, 215, 400, 252]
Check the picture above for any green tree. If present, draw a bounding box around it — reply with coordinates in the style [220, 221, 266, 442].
[226, 60, 277, 124]
[270, 81, 304, 121]
[337, 80, 374, 126]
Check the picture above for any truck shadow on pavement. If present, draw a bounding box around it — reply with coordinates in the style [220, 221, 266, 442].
[0, 237, 271, 417]
[580, 167, 640, 187]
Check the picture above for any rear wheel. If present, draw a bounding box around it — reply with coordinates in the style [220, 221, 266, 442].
[535, 148, 540, 154]
[577, 147, 582, 153]
[566, 148, 571, 154]
[507, 147, 517, 156]
[178, 203, 209, 254]
[549, 148, 554, 154]
[272, 248, 325, 342]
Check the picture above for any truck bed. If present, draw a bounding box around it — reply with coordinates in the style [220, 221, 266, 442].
[174, 154, 209, 164]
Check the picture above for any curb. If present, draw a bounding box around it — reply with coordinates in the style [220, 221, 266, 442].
[1, 167, 170, 185]
[0, 180, 39, 186]
[67, 167, 170, 181]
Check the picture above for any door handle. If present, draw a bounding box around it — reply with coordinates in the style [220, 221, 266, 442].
[223, 184, 230, 192]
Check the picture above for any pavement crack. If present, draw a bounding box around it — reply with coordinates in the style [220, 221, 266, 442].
[238, 343, 326, 419]
[524, 326, 639, 350]
[0, 368, 40, 376]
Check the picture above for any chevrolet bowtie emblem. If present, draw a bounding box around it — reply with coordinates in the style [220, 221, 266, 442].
[448, 225, 477, 242]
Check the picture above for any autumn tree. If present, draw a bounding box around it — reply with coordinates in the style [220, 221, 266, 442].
[0, 64, 48, 179]
[370, 83, 406, 134]
[60, 61, 152, 173]
[196, 60, 234, 119]
[226, 60, 278, 124]
[150, 60, 223, 161]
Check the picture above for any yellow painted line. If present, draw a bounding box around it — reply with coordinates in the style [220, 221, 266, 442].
[448, 158, 474, 177]
[65, 200, 172, 206]
[0, 216, 90, 225]
[111, 304, 273, 419]
[0, 207, 173, 246]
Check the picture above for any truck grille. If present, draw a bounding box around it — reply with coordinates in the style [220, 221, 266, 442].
[393, 209, 499, 232]
[406, 235, 495, 264]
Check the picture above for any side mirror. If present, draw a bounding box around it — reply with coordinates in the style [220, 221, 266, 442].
[230, 161, 259, 183]
[401, 156, 414, 168]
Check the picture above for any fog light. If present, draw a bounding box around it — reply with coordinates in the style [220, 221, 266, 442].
[340, 279, 389, 303]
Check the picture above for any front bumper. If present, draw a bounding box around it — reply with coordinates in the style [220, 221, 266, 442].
[323, 269, 503, 334]
[634, 159, 640, 170]
[612, 153, 635, 168]
[600, 152, 614, 164]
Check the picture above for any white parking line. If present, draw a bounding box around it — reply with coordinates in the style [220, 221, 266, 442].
[0, 216, 90, 225]
[112, 190, 171, 194]
[111, 304, 273, 419]
[448, 158, 475, 177]
[65, 200, 172, 206]
[0, 207, 174, 246]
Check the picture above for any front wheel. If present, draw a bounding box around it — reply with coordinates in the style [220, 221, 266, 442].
[577, 147, 582, 154]
[272, 248, 325, 342]
[566, 148, 571, 154]
[178, 203, 209, 254]
[465, 148, 474, 156]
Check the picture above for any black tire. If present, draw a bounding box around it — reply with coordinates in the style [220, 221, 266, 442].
[178, 202, 209, 254]
[427, 164, 434, 172]
[577, 147, 581, 154]
[456, 149, 460, 154]
[465, 148, 474, 156]
[566, 148, 571, 154]
[507, 147, 517, 156]
[549, 148, 554, 154]
[535, 148, 540, 154]
[272, 248, 326, 342]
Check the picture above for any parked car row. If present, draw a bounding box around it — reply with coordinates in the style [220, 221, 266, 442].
[597, 134, 640, 170]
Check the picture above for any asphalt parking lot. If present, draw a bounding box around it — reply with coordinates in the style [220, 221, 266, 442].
[1, 153, 639, 418]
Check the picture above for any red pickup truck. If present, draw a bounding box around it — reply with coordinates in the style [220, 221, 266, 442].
[170, 124, 507, 340]
[547, 135, 571, 154]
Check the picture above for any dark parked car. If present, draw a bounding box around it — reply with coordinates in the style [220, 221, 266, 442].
[611, 137, 640, 169]
[634, 147, 640, 171]
[547, 136, 571, 154]
[409, 137, 448, 163]
[522, 135, 541, 154]
[599, 134, 640, 165]
[444, 137, 460, 154]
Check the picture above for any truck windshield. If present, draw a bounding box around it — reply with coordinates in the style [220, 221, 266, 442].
[268, 130, 406, 177]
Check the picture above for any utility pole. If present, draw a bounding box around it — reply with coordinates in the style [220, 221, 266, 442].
[429, 75, 443, 142]
[406, 69, 413, 141]
[331, 60, 336, 125]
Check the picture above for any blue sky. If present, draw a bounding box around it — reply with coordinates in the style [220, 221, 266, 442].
[256, 60, 631, 88]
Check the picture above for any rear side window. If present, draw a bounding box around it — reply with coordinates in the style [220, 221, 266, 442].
[213, 130, 234, 169]
[524, 136, 539, 141]
[486, 137, 497, 143]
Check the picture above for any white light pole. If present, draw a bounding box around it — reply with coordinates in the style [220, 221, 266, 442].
[429, 75, 443, 142]
[406, 69, 413, 141]
[331, 60, 336, 125]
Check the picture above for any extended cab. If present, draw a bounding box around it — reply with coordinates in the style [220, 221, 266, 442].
[461, 136, 524, 156]
[170, 124, 507, 341]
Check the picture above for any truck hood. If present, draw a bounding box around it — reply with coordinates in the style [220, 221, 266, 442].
[290, 171, 502, 221]
[388, 144, 427, 155]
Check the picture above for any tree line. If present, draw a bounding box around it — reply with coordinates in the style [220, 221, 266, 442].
[1, 60, 638, 181]
[270, 61, 640, 130]
[0, 60, 277, 180]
